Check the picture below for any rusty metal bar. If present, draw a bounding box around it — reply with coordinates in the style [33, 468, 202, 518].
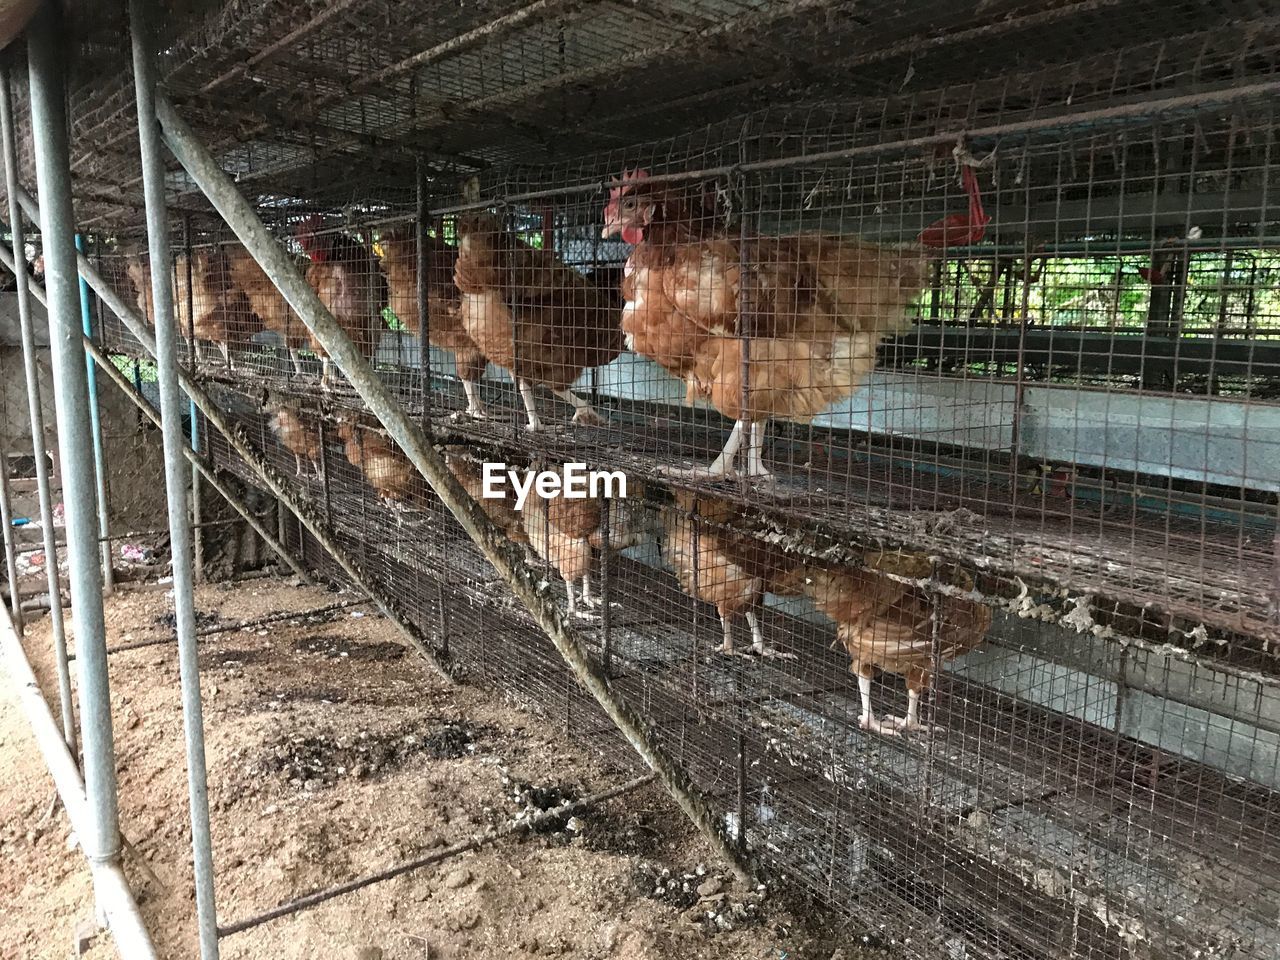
[430, 77, 1280, 215]
[97, 598, 373, 658]
[218, 772, 657, 938]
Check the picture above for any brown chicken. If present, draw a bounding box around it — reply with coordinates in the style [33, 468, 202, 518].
[522, 491, 605, 617]
[380, 228, 490, 418]
[226, 244, 309, 376]
[336, 418, 425, 512]
[295, 217, 385, 390]
[441, 446, 529, 545]
[523, 473, 651, 617]
[453, 201, 623, 431]
[602, 170, 927, 477]
[660, 490, 802, 658]
[800, 551, 991, 735]
[445, 449, 649, 617]
[264, 396, 322, 480]
[126, 251, 259, 366]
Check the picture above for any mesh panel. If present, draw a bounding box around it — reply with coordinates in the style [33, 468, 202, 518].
[26, 3, 1280, 956]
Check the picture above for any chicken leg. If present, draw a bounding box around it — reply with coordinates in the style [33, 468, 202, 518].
[566, 579, 598, 618]
[660, 419, 745, 479]
[461, 379, 488, 418]
[745, 421, 771, 478]
[217, 340, 233, 368]
[580, 571, 603, 609]
[713, 610, 738, 655]
[287, 348, 305, 377]
[518, 379, 542, 431]
[890, 669, 935, 734]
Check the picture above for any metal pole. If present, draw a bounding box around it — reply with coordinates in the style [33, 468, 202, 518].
[415, 156, 431, 428]
[183, 216, 204, 582]
[76, 233, 114, 595]
[154, 91, 754, 886]
[3, 63, 76, 751]
[128, 2, 219, 954]
[0, 237, 312, 587]
[26, 0, 121, 881]
[0, 605, 159, 959]
[0, 450, 22, 631]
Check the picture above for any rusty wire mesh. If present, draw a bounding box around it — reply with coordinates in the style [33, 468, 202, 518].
[17, 1, 1280, 957]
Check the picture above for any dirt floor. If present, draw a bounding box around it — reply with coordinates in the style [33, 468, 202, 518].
[0, 577, 885, 959]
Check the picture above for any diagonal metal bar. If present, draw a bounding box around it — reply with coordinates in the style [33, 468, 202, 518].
[153, 90, 754, 886]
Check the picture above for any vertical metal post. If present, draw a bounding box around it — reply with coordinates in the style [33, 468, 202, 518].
[75, 233, 114, 595]
[27, 0, 121, 879]
[0, 451, 22, 631]
[415, 157, 432, 429]
[128, 2, 219, 955]
[599, 496, 612, 676]
[183, 217, 204, 582]
[0, 62, 75, 751]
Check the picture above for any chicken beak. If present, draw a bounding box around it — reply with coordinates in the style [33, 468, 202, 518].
[601, 218, 622, 239]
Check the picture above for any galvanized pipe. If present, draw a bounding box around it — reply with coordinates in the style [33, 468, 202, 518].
[0, 62, 75, 751]
[0, 605, 158, 959]
[128, 2, 218, 953]
[26, 0, 121, 868]
[11, 189, 449, 683]
[183, 216, 205, 583]
[76, 233, 114, 596]
[0, 447, 22, 631]
[0, 237, 311, 587]
[154, 91, 755, 886]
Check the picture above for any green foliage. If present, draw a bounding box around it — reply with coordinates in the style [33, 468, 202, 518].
[112, 354, 158, 383]
[927, 249, 1280, 336]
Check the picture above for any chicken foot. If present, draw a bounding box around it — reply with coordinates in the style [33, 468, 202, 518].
[745, 610, 795, 660]
[857, 669, 934, 736]
[565, 579, 599, 618]
[553, 388, 605, 427]
[286, 348, 305, 377]
[293, 454, 322, 482]
[713, 610, 740, 655]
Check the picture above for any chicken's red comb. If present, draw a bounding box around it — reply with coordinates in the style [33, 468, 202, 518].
[608, 168, 650, 201]
[295, 215, 325, 238]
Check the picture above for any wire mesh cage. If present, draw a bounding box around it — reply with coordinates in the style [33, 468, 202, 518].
[14, 2, 1280, 957]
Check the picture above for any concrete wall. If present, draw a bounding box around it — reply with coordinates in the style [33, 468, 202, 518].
[0, 344, 167, 531]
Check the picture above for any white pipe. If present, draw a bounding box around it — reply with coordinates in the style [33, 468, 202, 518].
[0, 605, 159, 959]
